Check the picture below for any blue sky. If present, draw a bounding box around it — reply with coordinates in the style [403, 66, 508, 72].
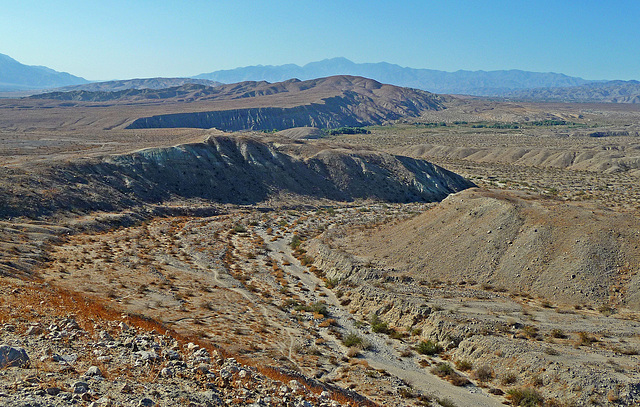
[1, 0, 638, 81]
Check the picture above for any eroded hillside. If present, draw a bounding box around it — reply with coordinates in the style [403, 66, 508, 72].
[326, 188, 640, 309]
[0, 135, 473, 219]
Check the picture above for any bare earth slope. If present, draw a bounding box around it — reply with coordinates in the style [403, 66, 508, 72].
[341, 188, 640, 310]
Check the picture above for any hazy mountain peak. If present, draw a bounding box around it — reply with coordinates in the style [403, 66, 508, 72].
[0, 52, 88, 91]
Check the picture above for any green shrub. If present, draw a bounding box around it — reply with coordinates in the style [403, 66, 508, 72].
[416, 340, 442, 355]
[325, 126, 371, 135]
[431, 362, 454, 377]
[343, 332, 370, 349]
[294, 301, 329, 317]
[507, 387, 544, 406]
[289, 235, 302, 250]
[232, 224, 246, 233]
[388, 330, 405, 340]
[325, 278, 339, 289]
[454, 359, 473, 371]
[370, 314, 390, 334]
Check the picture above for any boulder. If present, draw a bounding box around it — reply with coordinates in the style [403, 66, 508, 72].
[0, 345, 29, 368]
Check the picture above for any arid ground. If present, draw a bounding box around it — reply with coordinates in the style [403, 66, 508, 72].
[1, 83, 640, 406]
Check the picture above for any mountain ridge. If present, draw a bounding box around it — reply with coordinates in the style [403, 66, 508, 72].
[502, 79, 640, 103]
[194, 57, 595, 95]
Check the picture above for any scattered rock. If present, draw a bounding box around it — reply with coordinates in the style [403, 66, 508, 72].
[45, 387, 61, 396]
[25, 325, 44, 335]
[138, 397, 155, 407]
[73, 381, 89, 394]
[0, 345, 29, 368]
[85, 365, 103, 377]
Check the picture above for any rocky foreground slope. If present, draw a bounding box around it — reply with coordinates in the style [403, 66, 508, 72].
[0, 279, 370, 407]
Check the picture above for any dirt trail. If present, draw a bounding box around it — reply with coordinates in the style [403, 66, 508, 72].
[260, 228, 504, 407]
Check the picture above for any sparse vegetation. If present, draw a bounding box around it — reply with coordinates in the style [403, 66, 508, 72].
[325, 126, 371, 136]
[473, 364, 494, 382]
[416, 339, 442, 355]
[454, 359, 473, 371]
[343, 332, 370, 350]
[506, 387, 544, 406]
[370, 313, 390, 334]
[3, 89, 640, 407]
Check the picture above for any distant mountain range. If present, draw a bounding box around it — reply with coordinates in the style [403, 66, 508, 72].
[194, 57, 595, 96]
[503, 80, 640, 103]
[0, 53, 88, 91]
[4, 52, 640, 103]
[52, 77, 221, 93]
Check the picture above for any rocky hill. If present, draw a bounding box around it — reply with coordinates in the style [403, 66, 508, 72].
[0, 53, 88, 91]
[123, 76, 446, 131]
[194, 57, 594, 96]
[0, 135, 474, 219]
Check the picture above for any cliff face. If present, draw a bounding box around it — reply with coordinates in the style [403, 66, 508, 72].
[0, 135, 474, 218]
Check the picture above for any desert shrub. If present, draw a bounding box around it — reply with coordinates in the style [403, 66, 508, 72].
[346, 347, 360, 358]
[300, 255, 314, 266]
[473, 364, 494, 382]
[501, 372, 518, 385]
[343, 332, 369, 349]
[294, 302, 329, 317]
[232, 224, 246, 233]
[388, 330, 405, 340]
[454, 359, 473, 371]
[436, 398, 457, 407]
[431, 363, 470, 386]
[431, 362, 455, 377]
[598, 304, 616, 316]
[506, 387, 544, 406]
[521, 325, 539, 339]
[530, 375, 544, 387]
[398, 387, 415, 398]
[577, 331, 597, 346]
[370, 314, 390, 334]
[325, 278, 339, 289]
[416, 340, 442, 355]
[289, 235, 302, 250]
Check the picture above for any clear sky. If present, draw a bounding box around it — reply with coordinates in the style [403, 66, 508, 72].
[1, 0, 638, 81]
